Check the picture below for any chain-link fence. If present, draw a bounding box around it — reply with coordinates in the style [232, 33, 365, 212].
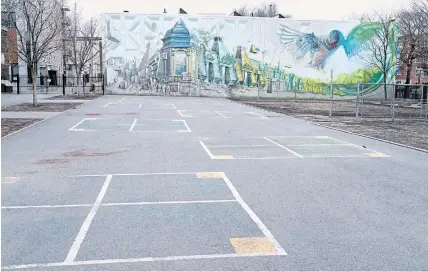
[230, 82, 428, 122]
[358, 83, 427, 120]
[14, 75, 104, 95]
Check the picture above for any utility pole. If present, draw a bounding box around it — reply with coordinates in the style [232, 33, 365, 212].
[90, 17, 94, 84]
[61, 0, 69, 77]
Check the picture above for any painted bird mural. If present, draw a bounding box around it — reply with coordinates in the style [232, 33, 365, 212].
[278, 23, 382, 70]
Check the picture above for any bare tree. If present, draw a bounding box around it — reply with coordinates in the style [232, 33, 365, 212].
[10, 0, 63, 106]
[348, 12, 373, 21]
[358, 12, 398, 100]
[232, 2, 291, 18]
[414, 0, 428, 26]
[67, 5, 102, 96]
[397, 4, 428, 88]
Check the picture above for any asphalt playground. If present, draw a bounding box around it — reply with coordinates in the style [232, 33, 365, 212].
[2, 95, 427, 270]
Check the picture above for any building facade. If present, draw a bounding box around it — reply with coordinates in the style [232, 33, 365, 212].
[396, 37, 428, 85]
[101, 12, 398, 96]
[1, 11, 19, 84]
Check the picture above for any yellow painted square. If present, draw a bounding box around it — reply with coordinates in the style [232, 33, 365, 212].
[230, 237, 276, 254]
[313, 136, 330, 139]
[196, 172, 222, 179]
[2, 177, 20, 184]
[365, 153, 387, 157]
[213, 155, 234, 159]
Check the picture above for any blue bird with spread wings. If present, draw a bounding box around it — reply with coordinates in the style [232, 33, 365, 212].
[278, 23, 381, 70]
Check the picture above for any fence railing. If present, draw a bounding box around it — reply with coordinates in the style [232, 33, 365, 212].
[230, 83, 428, 121]
[15, 75, 105, 95]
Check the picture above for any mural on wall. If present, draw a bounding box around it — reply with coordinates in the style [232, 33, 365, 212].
[101, 14, 397, 96]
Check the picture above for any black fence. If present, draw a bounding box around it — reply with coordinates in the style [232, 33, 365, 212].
[16, 74, 104, 95]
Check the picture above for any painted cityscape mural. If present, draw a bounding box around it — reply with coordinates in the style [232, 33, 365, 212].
[100, 14, 397, 96]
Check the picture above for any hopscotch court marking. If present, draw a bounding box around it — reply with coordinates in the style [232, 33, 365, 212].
[199, 136, 389, 159]
[2, 172, 286, 270]
[68, 118, 191, 133]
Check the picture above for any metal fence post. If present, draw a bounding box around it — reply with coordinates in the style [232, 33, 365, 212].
[390, 84, 394, 121]
[257, 85, 260, 101]
[329, 69, 333, 117]
[356, 82, 360, 118]
[294, 84, 297, 102]
[17, 76, 20, 94]
[102, 75, 105, 95]
[62, 73, 66, 95]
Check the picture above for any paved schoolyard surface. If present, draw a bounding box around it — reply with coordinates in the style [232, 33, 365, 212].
[2, 95, 427, 271]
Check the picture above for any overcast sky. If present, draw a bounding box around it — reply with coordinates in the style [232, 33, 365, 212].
[72, 0, 412, 20]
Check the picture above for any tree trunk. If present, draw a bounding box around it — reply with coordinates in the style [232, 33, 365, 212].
[77, 74, 81, 96]
[383, 72, 388, 101]
[404, 45, 415, 99]
[31, 64, 38, 107]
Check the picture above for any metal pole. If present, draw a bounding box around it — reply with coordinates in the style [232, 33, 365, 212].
[99, 41, 103, 94]
[17, 76, 20, 94]
[257, 84, 260, 101]
[356, 82, 360, 118]
[294, 84, 296, 102]
[63, 73, 66, 95]
[329, 69, 333, 117]
[391, 83, 395, 121]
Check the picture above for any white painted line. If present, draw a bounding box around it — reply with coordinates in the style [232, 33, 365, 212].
[264, 137, 303, 158]
[304, 155, 373, 158]
[207, 98, 224, 105]
[199, 141, 215, 159]
[2, 262, 66, 270]
[220, 172, 287, 255]
[206, 144, 273, 148]
[1, 200, 236, 210]
[68, 118, 96, 131]
[215, 111, 228, 119]
[2, 204, 92, 209]
[64, 174, 113, 263]
[165, 103, 177, 109]
[102, 200, 237, 206]
[215, 156, 298, 160]
[103, 102, 113, 107]
[177, 110, 192, 117]
[174, 119, 191, 132]
[327, 136, 389, 155]
[248, 112, 268, 119]
[118, 96, 127, 103]
[133, 130, 188, 133]
[285, 143, 352, 147]
[138, 103, 142, 108]
[2, 252, 284, 270]
[129, 119, 138, 132]
[75, 172, 198, 177]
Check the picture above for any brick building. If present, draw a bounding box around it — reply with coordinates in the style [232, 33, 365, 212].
[1, 11, 19, 83]
[396, 36, 428, 85]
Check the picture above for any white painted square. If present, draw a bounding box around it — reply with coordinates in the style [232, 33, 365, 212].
[68, 118, 191, 133]
[1, 172, 286, 270]
[199, 136, 389, 159]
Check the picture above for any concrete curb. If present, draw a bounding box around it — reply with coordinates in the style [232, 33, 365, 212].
[1, 97, 101, 139]
[228, 98, 428, 154]
[311, 123, 428, 154]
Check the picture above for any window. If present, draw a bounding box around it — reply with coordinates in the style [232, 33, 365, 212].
[415, 68, 428, 78]
[174, 52, 186, 75]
